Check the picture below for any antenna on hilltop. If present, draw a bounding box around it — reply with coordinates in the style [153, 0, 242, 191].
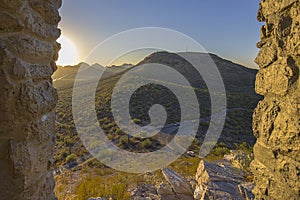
[186, 44, 188, 52]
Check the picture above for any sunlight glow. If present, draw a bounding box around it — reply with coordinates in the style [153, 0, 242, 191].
[56, 35, 78, 66]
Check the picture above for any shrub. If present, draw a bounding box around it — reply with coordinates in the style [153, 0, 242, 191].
[75, 173, 137, 200]
[200, 121, 209, 126]
[119, 136, 128, 145]
[107, 122, 115, 129]
[66, 153, 77, 163]
[141, 139, 152, 149]
[235, 141, 253, 154]
[132, 118, 141, 124]
[64, 136, 75, 147]
[116, 128, 122, 135]
[211, 146, 230, 157]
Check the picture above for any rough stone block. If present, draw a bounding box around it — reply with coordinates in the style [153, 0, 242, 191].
[4, 35, 54, 64]
[18, 80, 57, 118]
[30, 2, 61, 25]
[0, 11, 24, 32]
[254, 43, 277, 68]
[255, 64, 294, 95]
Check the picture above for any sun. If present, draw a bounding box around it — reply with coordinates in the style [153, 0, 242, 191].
[56, 35, 78, 66]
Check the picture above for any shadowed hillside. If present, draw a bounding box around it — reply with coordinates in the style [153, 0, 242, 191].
[53, 52, 262, 199]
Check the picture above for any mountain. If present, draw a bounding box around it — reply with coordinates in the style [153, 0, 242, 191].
[129, 51, 261, 145]
[136, 51, 257, 93]
[52, 62, 132, 90]
[53, 51, 261, 199]
[53, 51, 261, 164]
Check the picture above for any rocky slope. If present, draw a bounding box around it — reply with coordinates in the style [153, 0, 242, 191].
[138, 51, 257, 93]
[129, 151, 254, 200]
[53, 52, 261, 170]
[134, 51, 261, 147]
[53, 52, 261, 199]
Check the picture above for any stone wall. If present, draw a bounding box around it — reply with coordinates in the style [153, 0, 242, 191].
[0, 0, 61, 199]
[251, 0, 300, 199]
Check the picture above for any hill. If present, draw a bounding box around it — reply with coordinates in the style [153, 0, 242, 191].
[53, 51, 261, 199]
[137, 51, 257, 93]
[52, 62, 132, 90]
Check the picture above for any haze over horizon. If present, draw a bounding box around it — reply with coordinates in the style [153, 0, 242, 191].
[58, 0, 261, 68]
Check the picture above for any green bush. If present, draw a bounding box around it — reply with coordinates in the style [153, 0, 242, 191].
[200, 121, 209, 126]
[116, 128, 122, 135]
[66, 153, 77, 163]
[75, 172, 143, 200]
[132, 118, 141, 124]
[235, 141, 253, 154]
[107, 122, 115, 129]
[141, 139, 152, 149]
[119, 136, 128, 145]
[211, 146, 230, 157]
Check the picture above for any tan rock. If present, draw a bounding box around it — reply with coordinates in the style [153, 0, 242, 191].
[251, 0, 300, 199]
[255, 63, 295, 95]
[194, 160, 254, 200]
[254, 43, 277, 68]
[0, 11, 24, 32]
[162, 168, 194, 196]
[0, 0, 61, 199]
[30, 2, 61, 25]
[130, 183, 160, 200]
[3, 35, 54, 64]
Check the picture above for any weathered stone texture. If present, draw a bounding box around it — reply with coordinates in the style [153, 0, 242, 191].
[251, 0, 300, 199]
[194, 160, 254, 200]
[0, 0, 61, 199]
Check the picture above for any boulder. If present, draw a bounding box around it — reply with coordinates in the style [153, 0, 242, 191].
[224, 150, 253, 170]
[194, 160, 254, 200]
[157, 183, 180, 200]
[130, 183, 160, 200]
[162, 168, 194, 196]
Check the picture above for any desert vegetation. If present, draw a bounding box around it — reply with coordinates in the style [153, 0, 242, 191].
[53, 52, 261, 199]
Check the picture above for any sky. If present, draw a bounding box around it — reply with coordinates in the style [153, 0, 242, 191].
[58, 0, 262, 68]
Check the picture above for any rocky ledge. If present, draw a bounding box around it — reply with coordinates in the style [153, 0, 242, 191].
[194, 160, 254, 200]
[130, 156, 254, 200]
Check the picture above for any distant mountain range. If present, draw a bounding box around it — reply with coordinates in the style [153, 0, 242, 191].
[53, 63, 132, 90]
[53, 51, 257, 93]
[53, 52, 261, 199]
[53, 52, 261, 167]
[137, 51, 257, 93]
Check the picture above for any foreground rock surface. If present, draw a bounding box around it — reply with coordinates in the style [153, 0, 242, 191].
[194, 160, 254, 200]
[130, 168, 194, 200]
[130, 183, 160, 200]
[131, 159, 254, 200]
[162, 168, 194, 196]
